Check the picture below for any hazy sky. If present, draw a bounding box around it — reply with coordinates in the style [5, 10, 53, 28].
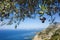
[0, 13, 60, 30]
[0, 18, 49, 30]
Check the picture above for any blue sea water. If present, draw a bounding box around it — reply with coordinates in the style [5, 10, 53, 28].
[0, 29, 43, 40]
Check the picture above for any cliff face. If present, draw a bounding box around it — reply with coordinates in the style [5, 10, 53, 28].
[33, 23, 60, 40]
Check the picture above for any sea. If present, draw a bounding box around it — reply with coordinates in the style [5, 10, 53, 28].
[0, 29, 43, 40]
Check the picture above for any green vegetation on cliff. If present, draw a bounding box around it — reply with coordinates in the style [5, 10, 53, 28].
[33, 23, 60, 40]
[50, 29, 60, 40]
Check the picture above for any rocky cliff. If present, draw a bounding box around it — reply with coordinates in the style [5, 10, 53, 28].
[33, 22, 60, 40]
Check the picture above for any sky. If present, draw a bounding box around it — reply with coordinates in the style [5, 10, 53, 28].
[0, 13, 60, 30]
[0, 16, 49, 30]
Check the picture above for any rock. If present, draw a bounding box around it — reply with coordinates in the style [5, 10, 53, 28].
[33, 23, 60, 40]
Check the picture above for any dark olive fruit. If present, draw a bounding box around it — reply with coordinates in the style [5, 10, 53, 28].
[40, 17, 46, 23]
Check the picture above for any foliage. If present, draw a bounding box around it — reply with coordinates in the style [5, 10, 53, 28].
[0, 0, 60, 28]
[50, 29, 60, 40]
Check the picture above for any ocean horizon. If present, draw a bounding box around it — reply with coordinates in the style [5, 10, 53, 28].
[0, 28, 44, 40]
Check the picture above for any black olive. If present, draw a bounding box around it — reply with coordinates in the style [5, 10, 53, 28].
[40, 17, 46, 23]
